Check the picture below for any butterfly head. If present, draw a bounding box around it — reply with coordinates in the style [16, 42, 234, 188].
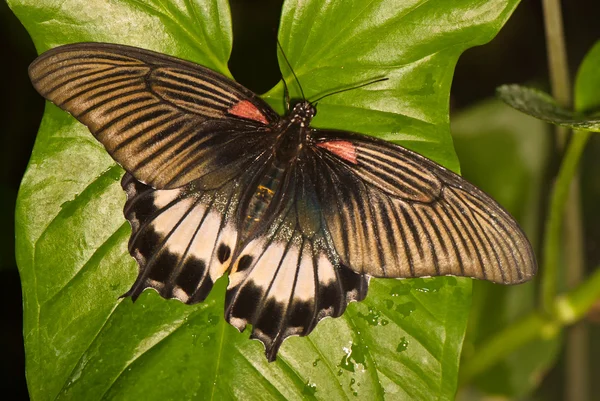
[290, 101, 316, 128]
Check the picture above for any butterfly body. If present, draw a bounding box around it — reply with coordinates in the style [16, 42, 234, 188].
[237, 103, 311, 229]
[28, 42, 537, 361]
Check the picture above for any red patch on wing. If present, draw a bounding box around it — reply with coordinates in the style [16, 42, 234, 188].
[317, 140, 358, 164]
[228, 100, 269, 125]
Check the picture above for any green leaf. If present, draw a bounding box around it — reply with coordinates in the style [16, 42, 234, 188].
[11, 0, 519, 399]
[452, 99, 560, 397]
[497, 84, 600, 132]
[575, 40, 600, 113]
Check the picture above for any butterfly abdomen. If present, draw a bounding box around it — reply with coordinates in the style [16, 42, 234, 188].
[242, 162, 286, 235]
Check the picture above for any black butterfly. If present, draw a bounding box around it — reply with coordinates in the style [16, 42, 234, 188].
[29, 42, 536, 361]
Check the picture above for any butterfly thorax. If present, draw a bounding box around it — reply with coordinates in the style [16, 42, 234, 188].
[273, 101, 316, 162]
[241, 102, 316, 237]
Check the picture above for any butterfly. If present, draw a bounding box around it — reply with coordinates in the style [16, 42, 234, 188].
[28, 42, 536, 361]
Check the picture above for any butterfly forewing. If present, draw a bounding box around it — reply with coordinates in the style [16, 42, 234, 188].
[28, 43, 279, 189]
[313, 130, 536, 284]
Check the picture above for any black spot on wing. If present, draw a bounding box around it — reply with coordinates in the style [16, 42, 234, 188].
[147, 250, 178, 282]
[317, 282, 341, 317]
[227, 283, 262, 323]
[217, 243, 231, 263]
[130, 224, 161, 262]
[287, 300, 314, 335]
[339, 264, 369, 302]
[237, 255, 253, 272]
[189, 276, 213, 304]
[175, 257, 206, 295]
[253, 299, 284, 339]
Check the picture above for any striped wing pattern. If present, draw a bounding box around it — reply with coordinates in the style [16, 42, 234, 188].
[28, 42, 278, 189]
[313, 131, 537, 284]
[121, 172, 241, 304]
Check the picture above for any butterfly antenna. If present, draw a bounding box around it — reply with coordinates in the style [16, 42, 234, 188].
[277, 39, 305, 100]
[281, 71, 291, 112]
[311, 77, 389, 103]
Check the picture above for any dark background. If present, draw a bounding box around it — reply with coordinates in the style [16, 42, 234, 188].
[2, 0, 599, 399]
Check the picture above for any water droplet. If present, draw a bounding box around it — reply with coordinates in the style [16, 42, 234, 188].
[390, 283, 411, 297]
[395, 301, 416, 318]
[396, 337, 409, 353]
[207, 314, 219, 325]
[339, 354, 355, 372]
[339, 342, 368, 372]
[350, 378, 358, 396]
[384, 299, 394, 309]
[313, 358, 321, 367]
[303, 381, 317, 396]
[381, 319, 389, 326]
[337, 369, 343, 376]
[357, 307, 382, 326]
[412, 278, 443, 293]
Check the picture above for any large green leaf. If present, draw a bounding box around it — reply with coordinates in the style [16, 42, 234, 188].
[11, 0, 519, 399]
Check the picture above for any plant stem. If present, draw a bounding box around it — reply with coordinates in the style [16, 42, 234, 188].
[542, 0, 571, 120]
[541, 131, 590, 314]
[555, 265, 600, 324]
[540, 0, 573, 310]
[542, 2, 588, 399]
[461, 129, 593, 387]
[460, 265, 600, 384]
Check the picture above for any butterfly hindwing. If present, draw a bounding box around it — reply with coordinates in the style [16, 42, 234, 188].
[121, 172, 241, 303]
[225, 162, 368, 361]
[313, 130, 537, 284]
[28, 42, 279, 189]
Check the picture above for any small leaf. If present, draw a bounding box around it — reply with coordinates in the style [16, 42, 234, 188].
[497, 84, 600, 132]
[575, 40, 600, 113]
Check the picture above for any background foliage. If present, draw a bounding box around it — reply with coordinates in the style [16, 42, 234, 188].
[1, 0, 600, 400]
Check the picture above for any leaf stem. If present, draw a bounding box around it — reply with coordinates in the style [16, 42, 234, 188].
[542, 0, 571, 116]
[541, 3, 589, 399]
[541, 131, 590, 315]
[460, 265, 600, 383]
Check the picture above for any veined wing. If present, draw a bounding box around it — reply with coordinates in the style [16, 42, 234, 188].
[121, 172, 240, 304]
[120, 144, 276, 303]
[224, 159, 368, 361]
[29, 42, 279, 189]
[313, 130, 537, 284]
